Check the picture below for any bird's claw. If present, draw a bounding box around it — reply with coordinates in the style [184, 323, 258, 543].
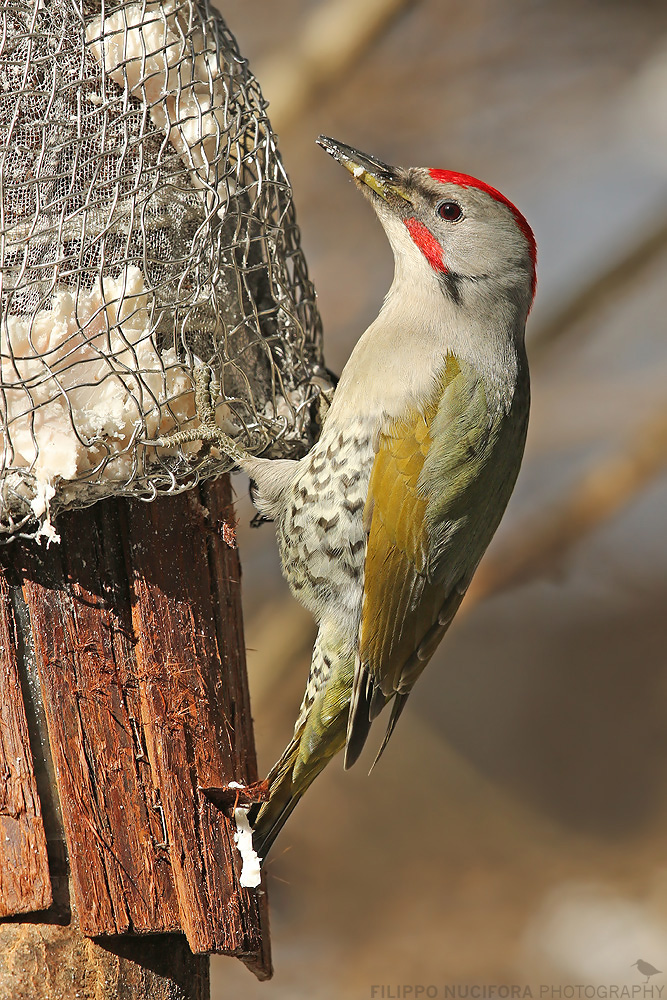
[144, 365, 250, 464]
[199, 779, 270, 817]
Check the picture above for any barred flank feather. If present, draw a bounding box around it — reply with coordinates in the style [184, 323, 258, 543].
[250, 646, 352, 860]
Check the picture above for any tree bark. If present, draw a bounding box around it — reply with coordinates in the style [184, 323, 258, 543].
[0, 475, 271, 996]
[0, 925, 210, 1000]
[0, 574, 51, 917]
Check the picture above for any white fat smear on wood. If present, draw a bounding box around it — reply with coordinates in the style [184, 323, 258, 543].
[233, 807, 261, 889]
[86, 1, 234, 202]
[30, 482, 60, 546]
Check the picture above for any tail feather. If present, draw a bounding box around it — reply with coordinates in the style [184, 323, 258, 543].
[369, 692, 408, 772]
[248, 737, 307, 861]
[346, 660, 404, 770]
[248, 780, 303, 862]
[250, 703, 348, 861]
[344, 666, 375, 770]
[251, 641, 376, 861]
[252, 682, 411, 858]
[253, 684, 410, 859]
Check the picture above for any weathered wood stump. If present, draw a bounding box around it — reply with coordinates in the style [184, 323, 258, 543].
[0, 476, 271, 998]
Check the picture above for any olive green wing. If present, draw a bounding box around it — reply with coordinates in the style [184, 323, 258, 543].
[345, 355, 501, 768]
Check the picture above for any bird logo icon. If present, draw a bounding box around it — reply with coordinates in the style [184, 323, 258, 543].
[632, 960, 661, 983]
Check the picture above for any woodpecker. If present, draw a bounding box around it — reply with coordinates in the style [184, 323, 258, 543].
[235, 136, 535, 860]
[633, 961, 661, 984]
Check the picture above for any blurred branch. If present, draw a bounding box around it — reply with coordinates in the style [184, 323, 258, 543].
[255, 0, 413, 133]
[466, 406, 667, 607]
[529, 214, 667, 362]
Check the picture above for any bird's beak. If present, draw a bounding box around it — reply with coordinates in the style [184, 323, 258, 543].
[317, 135, 411, 207]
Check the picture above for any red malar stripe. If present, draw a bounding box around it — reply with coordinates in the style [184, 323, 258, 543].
[404, 217, 447, 274]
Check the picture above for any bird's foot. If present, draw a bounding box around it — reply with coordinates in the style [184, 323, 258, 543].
[145, 365, 250, 465]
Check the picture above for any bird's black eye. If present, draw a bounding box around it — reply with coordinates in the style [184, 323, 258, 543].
[437, 200, 463, 222]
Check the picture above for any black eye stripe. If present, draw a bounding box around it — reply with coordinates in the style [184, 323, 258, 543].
[437, 200, 463, 222]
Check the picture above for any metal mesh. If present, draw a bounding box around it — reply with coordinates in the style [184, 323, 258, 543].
[0, 0, 328, 540]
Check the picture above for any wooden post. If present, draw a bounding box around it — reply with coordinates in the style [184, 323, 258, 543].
[0, 475, 271, 996]
[0, 927, 210, 1000]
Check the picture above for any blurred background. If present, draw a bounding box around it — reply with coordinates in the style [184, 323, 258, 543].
[211, 0, 667, 994]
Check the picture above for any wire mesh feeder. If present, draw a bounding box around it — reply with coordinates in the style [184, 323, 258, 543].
[0, 0, 329, 542]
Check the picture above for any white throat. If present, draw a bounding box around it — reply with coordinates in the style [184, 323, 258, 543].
[326, 215, 526, 430]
